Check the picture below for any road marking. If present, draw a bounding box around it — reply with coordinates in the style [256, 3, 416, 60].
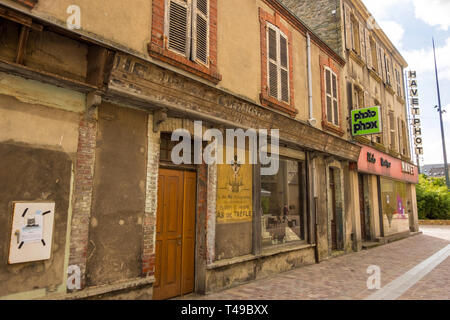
[365, 244, 450, 300]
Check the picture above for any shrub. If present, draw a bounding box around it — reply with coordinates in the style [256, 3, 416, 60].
[416, 174, 450, 220]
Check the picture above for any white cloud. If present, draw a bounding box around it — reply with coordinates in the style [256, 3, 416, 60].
[377, 20, 405, 49]
[413, 0, 450, 31]
[363, 0, 409, 18]
[403, 37, 450, 81]
[363, 0, 450, 31]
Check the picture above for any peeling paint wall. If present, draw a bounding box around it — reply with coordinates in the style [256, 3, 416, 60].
[86, 103, 147, 286]
[205, 247, 315, 293]
[0, 80, 80, 297]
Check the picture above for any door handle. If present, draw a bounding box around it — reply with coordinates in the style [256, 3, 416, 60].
[177, 235, 182, 246]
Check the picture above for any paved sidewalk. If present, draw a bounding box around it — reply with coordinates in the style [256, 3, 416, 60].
[188, 227, 450, 300]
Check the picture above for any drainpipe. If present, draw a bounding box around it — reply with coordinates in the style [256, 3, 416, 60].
[307, 32, 317, 127]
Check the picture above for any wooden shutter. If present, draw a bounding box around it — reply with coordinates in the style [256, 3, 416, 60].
[376, 42, 382, 77]
[365, 29, 372, 69]
[167, 0, 192, 57]
[381, 48, 386, 83]
[192, 0, 209, 65]
[344, 3, 352, 50]
[386, 54, 391, 85]
[267, 25, 278, 99]
[359, 21, 366, 61]
[325, 68, 338, 125]
[364, 91, 370, 107]
[280, 33, 289, 103]
[332, 73, 338, 125]
[267, 24, 290, 103]
[389, 111, 396, 149]
[325, 69, 333, 123]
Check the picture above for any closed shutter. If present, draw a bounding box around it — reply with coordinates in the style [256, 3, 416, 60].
[268, 25, 278, 99]
[365, 29, 372, 69]
[167, 0, 192, 57]
[267, 24, 290, 103]
[280, 33, 289, 103]
[332, 73, 338, 125]
[359, 21, 366, 61]
[386, 54, 392, 85]
[364, 91, 370, 107]
[381, 48, 387, 83]
[344, 3, 352, 50]
[325, 68, 339, 125]
[389, 111, 396, 149]
[192, 0, 209, 65]
[376, 42, 382, 77]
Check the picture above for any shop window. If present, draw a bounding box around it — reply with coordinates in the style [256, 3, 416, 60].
[261, 158, 307, 247]
[380, 178, 411, 236]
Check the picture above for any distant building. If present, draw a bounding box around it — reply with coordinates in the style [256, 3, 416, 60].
[422, 164, 450, 178]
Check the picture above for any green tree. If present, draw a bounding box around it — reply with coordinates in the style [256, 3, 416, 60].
[416, 174, 450, 220]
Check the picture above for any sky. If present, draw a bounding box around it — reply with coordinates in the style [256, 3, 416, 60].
[362, 0, 450, 166]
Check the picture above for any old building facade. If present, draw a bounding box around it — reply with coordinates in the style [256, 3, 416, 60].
[0, 0, 417, 300]
[281, 0, 419, 248]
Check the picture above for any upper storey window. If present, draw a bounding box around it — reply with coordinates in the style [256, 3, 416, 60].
[259, 8, 296, 117]
[149, 0, 221, 83]
[324, 67, 339, 126]
[166, 0, 209, 65]
[267, 23, 290, 104]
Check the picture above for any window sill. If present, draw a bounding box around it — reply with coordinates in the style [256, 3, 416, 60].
[322, 120, 345, 137]
[147, 43, 222, 85]
[386, 84, 396, 95]
[260, 94, 298, 117]
[349, 50, 365, 67]
[207, 242, 315, 270]
[396, 95, 405, 104]
[369, 69, 382, 84]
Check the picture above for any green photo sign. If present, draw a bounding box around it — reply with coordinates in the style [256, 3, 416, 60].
[351, 106, 382, 136]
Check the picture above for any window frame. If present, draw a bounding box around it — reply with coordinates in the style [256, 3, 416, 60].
[320, 56, 344, 136]
[259, 8, 297, 117]
[266, 22, 290, 104]
[324, 66, 339, 126]
[149, 0, 221, 84]
[259, 156, 309, 250]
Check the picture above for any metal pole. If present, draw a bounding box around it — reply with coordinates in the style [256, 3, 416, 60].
[433, 38, 450, 189]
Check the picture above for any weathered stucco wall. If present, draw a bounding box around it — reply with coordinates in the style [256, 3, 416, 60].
[206, 247, 315, 293]
[30, 0, 152, 55]
[86, 103, 147, 286]
[0, 71, 84, 298]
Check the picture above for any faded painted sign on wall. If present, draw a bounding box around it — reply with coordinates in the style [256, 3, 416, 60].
[216, 160, 253, 224]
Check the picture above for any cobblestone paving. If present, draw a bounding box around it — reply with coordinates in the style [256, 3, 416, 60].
[188, 228, 450, 300]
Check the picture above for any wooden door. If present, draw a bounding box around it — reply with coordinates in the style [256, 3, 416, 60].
[330, 169, 338, 250]
[153, 169, 196, 300]
[358, 174, 367, 241]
